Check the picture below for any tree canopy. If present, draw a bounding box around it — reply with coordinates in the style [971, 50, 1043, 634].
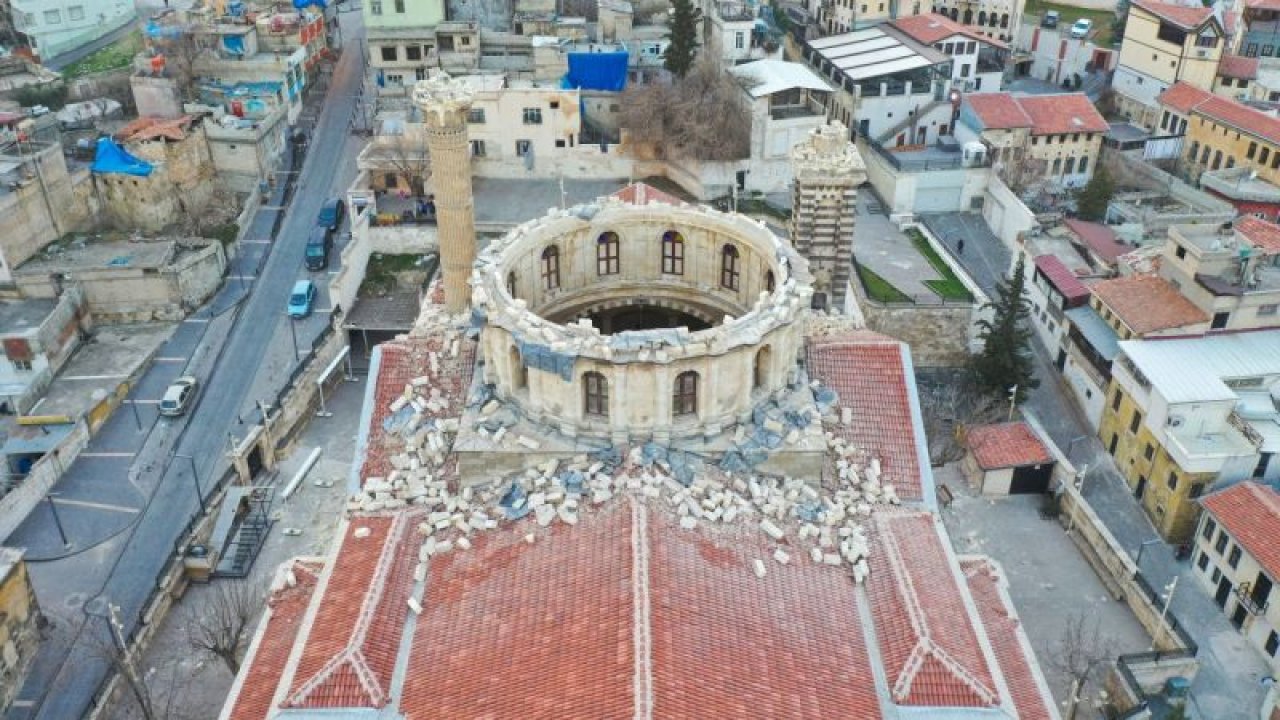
[971, 256, 1039, 404]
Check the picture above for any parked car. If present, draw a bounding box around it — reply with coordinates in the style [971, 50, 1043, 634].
[159, 376, 199, 417]
[317, 197, 345, 232]
[305, 227, 331, 271]
[1042, 10, 1059, 28]
[1070, 18, 1092, 38]
[288, 280, 317, 318]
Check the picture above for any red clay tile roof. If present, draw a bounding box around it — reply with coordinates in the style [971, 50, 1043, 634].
[1064, 218, 1127, 263]
[1160, 81, 1280, 145]
[961, 558, 1057, 720]
[1247, 0, 1280, 10]
[865, 511, 999, 707]
[1201, 481, 1280, 582]
[1016, 94, 1109, 136]
[402, 498, 884, 719]
[610, 181, 687, 206]
[966, 421, 1053, 470]
[225, 560, 323, 720]
[1033, 254, 1091, 302]
[1218, 54, 1260, 81]
[284, 513, 419, 709]
[1236, 215, 1280, 254]
[965, 93, 1034, 130]
[806, 334, 925, 500]
[114, 115, 195, 142]
[892, 13, 1009, 49]
[1091, 274, 1209, 334]
[1158, 82, 1215, 114]
[1131, 0, 1215, 29]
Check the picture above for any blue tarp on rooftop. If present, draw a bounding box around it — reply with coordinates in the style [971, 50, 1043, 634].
[90, 137, 153, 177]
[564, 51, 629, 91]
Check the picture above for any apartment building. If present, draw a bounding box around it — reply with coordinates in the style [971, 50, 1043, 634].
[1161, 218, 1280, 331]
[927, 0, 1023, 43]
[955, 92, 1107, 188]
[1195, 482, 1280, 671]
[1101, 330, 1280, 542]
[893, 13, 1007, 93]
[1213, 54, 1260, 100]
[1113, 0, 1224, 129]
[10, 0, 135, 60]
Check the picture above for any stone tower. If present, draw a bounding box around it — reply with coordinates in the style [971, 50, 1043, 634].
[789, 122, 866, 313]
[413, 71, 477, 314]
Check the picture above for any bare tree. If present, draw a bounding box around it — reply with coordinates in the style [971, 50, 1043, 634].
[620, 57, 753, 162]
[998, 154, 1049, 196]
[185, 581, 263, 676]
[1045, 612, 1116, 720]
[374, 129, 432, 199]
[917, 371, 1005, 465]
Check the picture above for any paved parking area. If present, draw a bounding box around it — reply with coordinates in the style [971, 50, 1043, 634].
[34, 325, 175, 420]
[936, 464, 1150, 709]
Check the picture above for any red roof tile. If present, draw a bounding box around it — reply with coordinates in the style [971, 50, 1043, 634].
[1091, 274, 1209, 334]
[865, 511, 999, 707]
[1033, 254, 1091, 302]
[807, 334, 925, 500]
[965, 93, 1034, 130]
[1016, 94, 1109, 136]
[892, 13, 1008, 49]
[1218, 55, 1260, 81]
[1247, 0, 1280, 10]
[114, 115, 195, 142]
[961, 558, 1057, 720]
[285, 514, 419, 709]
[1158, 82, 1215, 114]
[966, 421, 1053, 470]
[225, 561, 322, 720]
[610, 181, 687, 206]
[1161, 81, 1280, 145]
[1064, 218, 1126, 263]
[1132, 0, 1215, 29]
[1236, 215, 1280, 254]
[1201, 481, 1280, 582]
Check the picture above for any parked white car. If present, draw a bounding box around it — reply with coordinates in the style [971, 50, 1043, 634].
[159, 376, 199, 417]
[1070, 18, 1093, 38]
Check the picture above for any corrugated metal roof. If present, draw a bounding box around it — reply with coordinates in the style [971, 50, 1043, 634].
[1117, 330, 1280, 403]
[806, 26, 943, 81]
[1065, 306, 1120, 361]
[731, 60, 832, 98]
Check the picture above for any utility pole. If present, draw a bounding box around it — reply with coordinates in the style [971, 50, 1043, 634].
[108, 603, 156, 720]
[176, 453, 205, 514]
[1007, 384, 1018, 422]
[1151, 576, 1179, 652]
[46, 493, 70, 549]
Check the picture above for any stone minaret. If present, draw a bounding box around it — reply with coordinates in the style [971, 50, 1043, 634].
[413, 71, 477, 314]
[789, 122, 866, 313]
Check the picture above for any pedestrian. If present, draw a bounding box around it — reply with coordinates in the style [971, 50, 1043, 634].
[957, 238, 965, 255]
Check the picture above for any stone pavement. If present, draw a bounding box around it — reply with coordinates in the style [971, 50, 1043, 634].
[853, 193, 949, 300]
[473, 177, 628, 229]
[918, 212, 1012, 296]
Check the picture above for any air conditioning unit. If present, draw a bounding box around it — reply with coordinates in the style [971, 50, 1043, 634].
[1168, 414, 1186, 428]
[1196, 49, 1209, 58]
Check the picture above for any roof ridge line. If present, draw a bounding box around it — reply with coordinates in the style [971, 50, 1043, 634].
[630, 497, 654, 720]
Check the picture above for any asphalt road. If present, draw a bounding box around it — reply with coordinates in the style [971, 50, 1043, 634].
[6, 13, 368, 719]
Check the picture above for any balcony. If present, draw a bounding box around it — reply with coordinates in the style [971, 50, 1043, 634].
[769, 93, 825, 120]
[1164, 421, 1258, 474]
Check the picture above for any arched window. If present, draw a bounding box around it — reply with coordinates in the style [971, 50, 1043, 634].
[1200, 145, 1211, 164]
[1188, 141, 1199, 163]
[597, 231, 620, 275]
[754, 346, 772, 390]
[662, 230, 684, 275]
[990, 12, 999, 26]
[1227, 156, 1236, 169]
[720, 244, 740, 290]
[511, 345, 527, 389]
[584, 371, 608, 417]
[506, 271, 517, 297]
[962, 8, 972, 24]
[1212, 150, 1223, 170]
[949, 7, 958, 21]
[765, 270, 775, 293]
[999, 12, 1008, 28]
[674, 371, 698, 417]
[541, 245, 560, 289]
[977, 10, 986, 26]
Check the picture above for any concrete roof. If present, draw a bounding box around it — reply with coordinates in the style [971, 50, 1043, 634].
[0, 299, 57, 337]
[731, 59, 832, 98]
[1117, 330, 1280, 404]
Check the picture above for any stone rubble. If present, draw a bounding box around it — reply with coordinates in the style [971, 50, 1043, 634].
[351, 383, 900, 585]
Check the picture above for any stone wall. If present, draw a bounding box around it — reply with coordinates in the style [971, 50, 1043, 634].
[98, 123, 217, 232]
[0, 552, 40, 713]
[982, 175, 1036, 252]
[856, 300, 973, 367]
[0, 146, 93, 284]
[0, 419, 89, 542]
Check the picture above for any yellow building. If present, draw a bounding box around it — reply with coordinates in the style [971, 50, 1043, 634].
[957, 92, 1107, 188]
[0, 548, 39, 714]
[1114, 0, 1223, 129]
[1159, 81, 1280, 185]
[1100, 330, 1280, 544]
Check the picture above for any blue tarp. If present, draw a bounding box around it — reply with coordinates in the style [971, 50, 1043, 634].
[222, 35, 245, 55]
[91, 137, 153, 177]
[564, 51, 629, 92]
[516, 339, 576, 381]
[292, 0, 326, 7]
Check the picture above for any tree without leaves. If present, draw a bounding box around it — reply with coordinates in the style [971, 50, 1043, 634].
[918, 373, 1007, 464]
[620, 58, 752, 162]
[971, 256, 1038, 404]
[185, 581, 262, 676]
[1045, 612, 1116, 720]
[1075, 165, 1114, 221]
[373, 127, 432, 198]
[664, 0, 701, 78]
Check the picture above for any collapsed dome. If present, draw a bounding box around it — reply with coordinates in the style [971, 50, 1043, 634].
[472, 198, 814, 442]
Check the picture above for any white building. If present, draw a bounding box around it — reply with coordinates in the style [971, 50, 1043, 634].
[705, 0, 784, 64]
[10, 0, 136, 61]
[0, 290, 85, 416]
[893, 13, 1007, 94]
[729, 59, 833, 192]
[1195, 481, 1280, 671]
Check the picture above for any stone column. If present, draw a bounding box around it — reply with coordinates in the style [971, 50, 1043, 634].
[789, 121, 867, 314]
[413, 71, 476, 314]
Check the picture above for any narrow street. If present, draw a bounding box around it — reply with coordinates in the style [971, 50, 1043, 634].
[6, 8, 369, 718]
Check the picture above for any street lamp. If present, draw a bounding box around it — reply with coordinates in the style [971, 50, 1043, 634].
[46, 492, 71, 550]
[126, 399, 143, 432]
[1135, 538, 1161, 571]
[1066, 435, 1087, 461]
[174, 453, 206, 514]
[1151, 576, 1179, 652]
[287, 313, 302, 359]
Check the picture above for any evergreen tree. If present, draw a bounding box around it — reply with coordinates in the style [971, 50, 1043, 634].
[664, 0, 701, 78]
[971, 257, 1039, 404]
[1076, 166, 1114, 221]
